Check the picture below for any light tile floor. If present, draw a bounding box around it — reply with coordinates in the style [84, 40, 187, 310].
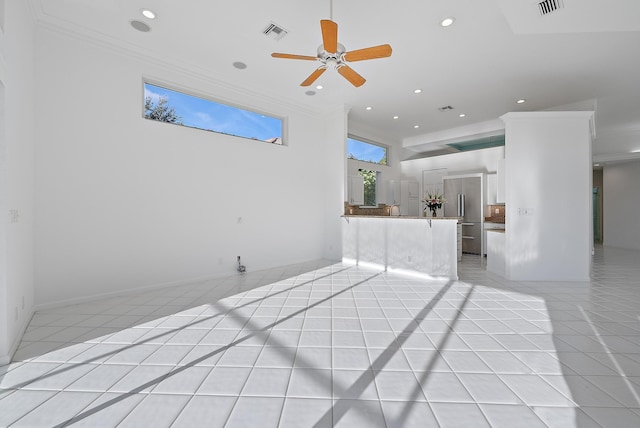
[2, 246, 640, 427]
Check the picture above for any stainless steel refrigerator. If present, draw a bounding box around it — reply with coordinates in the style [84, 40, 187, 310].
[443, 176, 482, 254]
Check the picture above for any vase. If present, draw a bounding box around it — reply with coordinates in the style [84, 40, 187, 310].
[431, 207, 437, 217]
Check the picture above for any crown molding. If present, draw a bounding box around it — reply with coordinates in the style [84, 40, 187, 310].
[593, 152, 640, 164]
[596, 127, 640, 139]
[31, 5, 333, 118]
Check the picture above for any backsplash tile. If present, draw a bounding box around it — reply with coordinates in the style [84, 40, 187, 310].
[485, 204, 505, 223]
[345, 202, 390, 216]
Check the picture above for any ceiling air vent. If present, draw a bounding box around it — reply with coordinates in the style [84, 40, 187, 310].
[262, 22, 288, 41]
[438, 106, 455, 112]
[538, 0, 564, 16]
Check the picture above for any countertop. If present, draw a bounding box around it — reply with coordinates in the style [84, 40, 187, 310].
[342, 215, 462, 220]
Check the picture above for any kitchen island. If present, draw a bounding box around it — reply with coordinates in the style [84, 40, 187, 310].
[342, 215, 459, 279]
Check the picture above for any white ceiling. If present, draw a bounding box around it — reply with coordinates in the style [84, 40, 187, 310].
[33, 0, 640, 162]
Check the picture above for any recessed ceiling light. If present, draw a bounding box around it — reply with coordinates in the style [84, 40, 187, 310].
[130, 20, 151, 32]
[316, 85, 323, 90]
[441, 17, 455, 27]
[365, 106, 373, 111]
[414, 125, 420, 129]
[414, 89, 422, 94]
[517, 99, 526, 104]
[459, 113, 466, 118]
[305, 91, 316, 96]
[393, 116, 399, 120]
[141, 9, 156, 19]
[232, 61, 247, 70]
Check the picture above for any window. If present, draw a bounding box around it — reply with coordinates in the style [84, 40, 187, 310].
[347, 136, 388, 165]
[143, 82, 284, 145]
[358, 169, 378, 207]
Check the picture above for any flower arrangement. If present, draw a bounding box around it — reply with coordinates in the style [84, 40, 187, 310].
[423, 193, 446, 217]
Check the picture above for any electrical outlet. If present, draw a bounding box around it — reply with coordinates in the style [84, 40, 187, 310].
[9, 210, 19, 223]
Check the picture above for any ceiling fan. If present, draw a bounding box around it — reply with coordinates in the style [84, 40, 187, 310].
[271, 4, 392, 88]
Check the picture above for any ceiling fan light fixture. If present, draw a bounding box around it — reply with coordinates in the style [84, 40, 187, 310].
[365, 106, 373, 111]
[325, 58, 339, 69]
[517, 99, 526, 104]
[393, 116, 399, 119]
[414, 89, 422, 94]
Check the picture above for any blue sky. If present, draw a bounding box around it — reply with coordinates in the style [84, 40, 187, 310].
[144, 83, 282, 142]
[347, 137, 386, 164]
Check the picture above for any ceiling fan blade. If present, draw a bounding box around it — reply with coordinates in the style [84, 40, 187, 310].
[344, 44, 392, 62]
[301, 67, 327, 86]
[320, 19, 338, 53]
[338, 65, 366, 87]
[271, 53, 318, 61]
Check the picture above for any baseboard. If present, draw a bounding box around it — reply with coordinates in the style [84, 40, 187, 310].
[0, 309, 34, 366]
[33, 272, 231, 312]
[33, 257, 334, 312]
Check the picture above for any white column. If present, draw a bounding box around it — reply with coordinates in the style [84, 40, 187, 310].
[501, 112, 594, 281]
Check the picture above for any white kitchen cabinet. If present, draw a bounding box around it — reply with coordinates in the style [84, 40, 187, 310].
[388, 180, 401, 205]
[486, 173, 497, 205]
[496, 158, 506, 203]
[408, 181, 419, 198]
[348, 175, 364, 206]
[388, 180, 419, 216]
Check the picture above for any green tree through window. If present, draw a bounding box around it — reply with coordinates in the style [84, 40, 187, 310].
[145, 96, 183, 124]
[359, 169, 377, 206]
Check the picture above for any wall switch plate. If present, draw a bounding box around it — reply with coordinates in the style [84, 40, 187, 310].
[9, 210, 19, 223]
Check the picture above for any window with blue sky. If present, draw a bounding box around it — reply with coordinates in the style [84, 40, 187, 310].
[143, 82, 284, 145]
[347, 137, 388, 165]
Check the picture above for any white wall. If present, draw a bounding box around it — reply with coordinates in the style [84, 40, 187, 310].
[34, 27, 341, 307]
[401, 146, 505, 200]
[603, 160, 640, 251]
[322, 106, 348, 261]
[0, 0, 37, 364]
[502, 112, 593, 281]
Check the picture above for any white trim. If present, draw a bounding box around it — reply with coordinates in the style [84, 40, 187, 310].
[593, 152, 640, 164]
[32, 14, 329, 118]
[0, 309, 34, 366]
[34, 272, 235, 312]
